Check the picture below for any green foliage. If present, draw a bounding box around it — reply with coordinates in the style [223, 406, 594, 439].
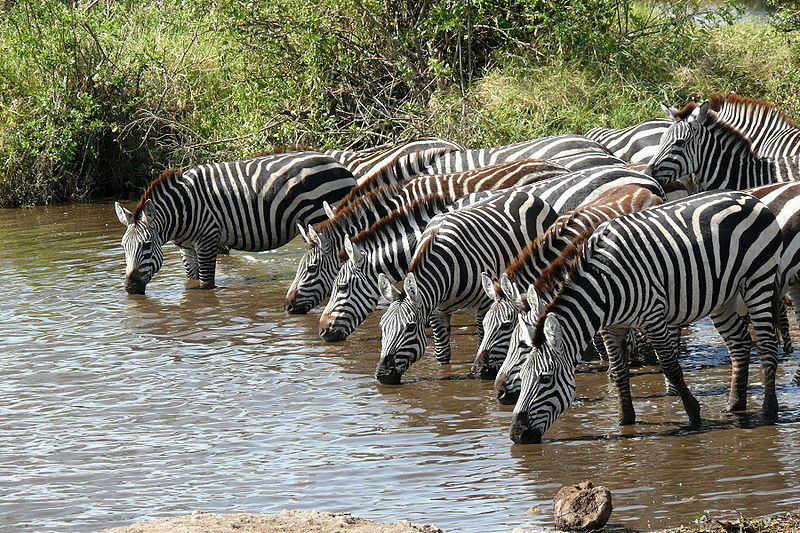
[0, 0, 799, 206]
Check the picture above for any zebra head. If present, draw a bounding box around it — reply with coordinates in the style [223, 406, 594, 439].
[376, 273, 427, 385]
[473, 273, 521, 380]
[510, 310, 576, 444]
[646, 102, 709, 186]
[284, 224, 336, 314]
[319, 237, 376, 341]
[115, 199, 165, 295]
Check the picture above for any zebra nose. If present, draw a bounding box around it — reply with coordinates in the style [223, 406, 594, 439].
[319, 325, 348, 342]
[494, 374, 518, 405]
[124, 270, 146, 295]
[284, 298, 311, 314]
[510, 412, 541, 444]
[376, 368, 402, 385]
[471, 350, 498, 380]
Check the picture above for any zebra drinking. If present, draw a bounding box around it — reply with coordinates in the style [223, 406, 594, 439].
[510, 191, 783, 444]
[115, 152, 356, 294]
[376, 189, 558, 384]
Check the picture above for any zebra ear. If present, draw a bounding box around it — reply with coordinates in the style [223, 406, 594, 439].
[378, 273, 400, 303]
[696, 101, 709, 123]
[403, 272, 421, 306]
[140, 199, 157, 223]
[499, 273, 519, 303]
[297, 223, 310, 244]
[115, 202, 133, 226]
[307, 225, 322, 247]
[481, 272, 497, 301]
[661, 103, 679, 121]
[323, 200, 336, 220]
[527, 284, 546, 317]
[344, 237, 363, 267]
[544, 314, 564, 353]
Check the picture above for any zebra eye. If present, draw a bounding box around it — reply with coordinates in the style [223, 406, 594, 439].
[307, 263, 318, 272]
[404, 322, 416, 333]
[674, 139, 686, 147]
[338, 284, 348, 293]
[539, 373, 553, 385]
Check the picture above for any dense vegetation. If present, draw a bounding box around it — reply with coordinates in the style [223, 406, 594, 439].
[0, 0, 799, 206]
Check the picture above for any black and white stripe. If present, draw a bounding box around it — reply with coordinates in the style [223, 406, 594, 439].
[509, 191, 783, 443]
[319, 166, 665, 344]
[585, 119, 672, 164]
[375, 189, 558, 384]
[425, 135, 624, 174]
[115, 152, 356, 294]
[284, 142, 464, 313]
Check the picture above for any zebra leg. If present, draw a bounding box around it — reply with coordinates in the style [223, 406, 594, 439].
[592, 332, 608, 361]
[179, 247, 199, 280]
[195, 239, 219, 289]
[777, 299, 793, 355]
[602, 326, 636, 426]
[742, 289, 780, 421]
[643, 318, 701, 426]
[710, 308, 752, 412]
[430, 310, 452, 364]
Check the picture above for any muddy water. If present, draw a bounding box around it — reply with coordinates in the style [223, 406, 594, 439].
[1, 203, 799, 533]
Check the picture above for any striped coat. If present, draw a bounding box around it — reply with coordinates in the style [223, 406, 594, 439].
[115, 152, 356, 294]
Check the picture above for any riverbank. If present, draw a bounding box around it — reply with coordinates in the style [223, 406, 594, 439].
[99, 509, 800, 533]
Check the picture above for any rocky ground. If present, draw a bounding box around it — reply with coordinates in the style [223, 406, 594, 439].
[98, 509, 800, 533]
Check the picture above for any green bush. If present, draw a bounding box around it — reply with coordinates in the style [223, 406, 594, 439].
[0, 0, 798, 206]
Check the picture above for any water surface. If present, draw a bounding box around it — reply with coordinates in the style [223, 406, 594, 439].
[0, 204, 798, 533]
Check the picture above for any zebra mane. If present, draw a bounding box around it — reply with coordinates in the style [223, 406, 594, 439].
[246, 145, 316, 159]
[674, 100, 700, 120]
[314, 180, 404, 234]
[133, 168, 183, 220]
[337, 193, 453, 262]
[709, 93, 800, 131]
[406, 228, 439, 274]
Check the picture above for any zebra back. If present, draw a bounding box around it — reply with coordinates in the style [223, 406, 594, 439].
[710, 93, 800, 158]
[585, 119, 671, 164]
[425, 134, 615, 174]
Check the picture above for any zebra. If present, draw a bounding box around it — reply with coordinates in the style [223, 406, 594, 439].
[115, 152, 357, 294]
[319, 165, 666, 343]
[708, 93, 800, 158]
[585, 118, 672, 164]
[375, 189, 558, 384]
[284, 143, 467, 313]
[424, 135, 625, 174]
[646, 100, 800, 191]
[509, 191, 783, 444]
[323, 138, 464, 183]
[475, 184, 663, 380]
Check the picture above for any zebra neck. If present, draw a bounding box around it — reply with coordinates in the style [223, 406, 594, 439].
[548, 274, 609, 363]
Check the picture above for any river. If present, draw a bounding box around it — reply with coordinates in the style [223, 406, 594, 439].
[1, 203, 798, 533]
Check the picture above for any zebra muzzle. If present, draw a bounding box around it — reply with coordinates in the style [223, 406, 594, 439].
[124, 271, 147, 295]
[509, 412, 542, 444]
[471, 350, 499, 380]
[319, 325, 348, 342]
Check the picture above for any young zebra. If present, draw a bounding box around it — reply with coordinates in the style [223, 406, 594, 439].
[474, 184, 663, 380]
[647, 101, 800, 191]
[585, 119, 672, 164]
[424, 135, 624, 174]
[324, 138, 463, 183]
[509, 191, 783, 444]
[284, 144, 468, 313]
[115, 152, 356, 294]
[319, 166, 666, 343]
[375, 189, 558, 384]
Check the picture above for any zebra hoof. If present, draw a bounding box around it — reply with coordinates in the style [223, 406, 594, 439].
[723, 399, 747, 413]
